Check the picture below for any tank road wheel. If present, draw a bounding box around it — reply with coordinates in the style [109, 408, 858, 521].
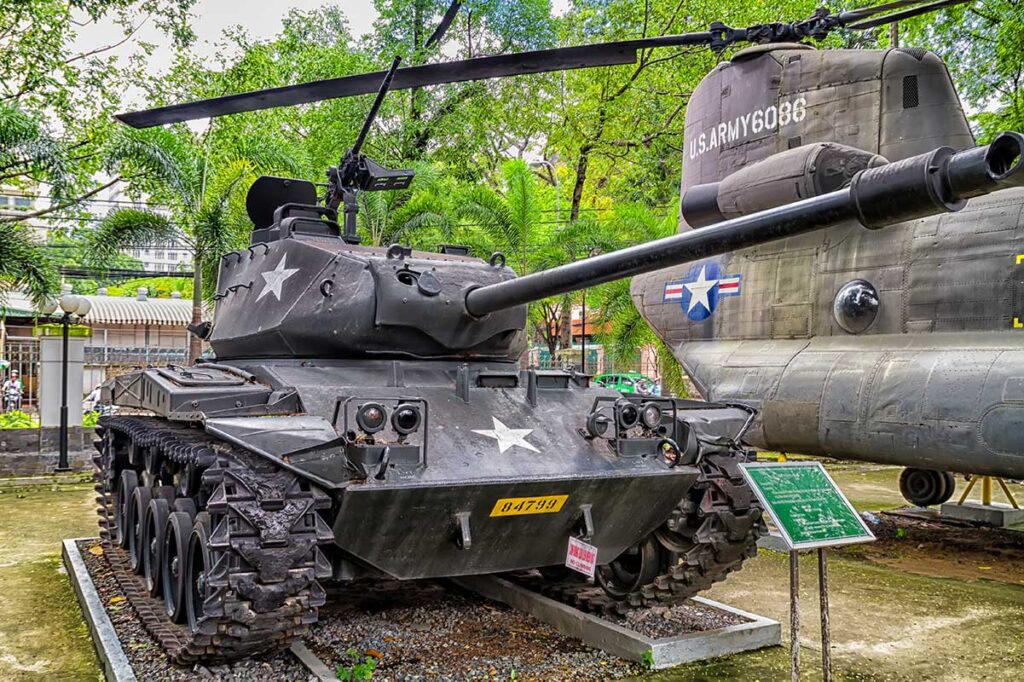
[596, 452, 764, 608]
[185, 517, 213, 634]
[142, 498, 170, 597]
[596, 536, 660, 598]
[899, 468, 954, 506]
[128, 486, 153, 573]
[97, 416, 335, 664]
[163, 511, 192, 623]
[115, 470, 138, 549]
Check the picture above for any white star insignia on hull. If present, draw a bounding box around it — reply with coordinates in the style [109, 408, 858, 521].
[472, 417, 540, 454]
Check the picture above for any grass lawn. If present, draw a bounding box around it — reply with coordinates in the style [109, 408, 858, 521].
[2, 463, 1021, 681]
[0, 478, 102, 681]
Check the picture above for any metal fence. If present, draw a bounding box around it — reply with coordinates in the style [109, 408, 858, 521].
[1, 338, 189, 414]
[2, 336, 39, 409]
[84, 346, 187, 365]
[529, 345, 660, 378]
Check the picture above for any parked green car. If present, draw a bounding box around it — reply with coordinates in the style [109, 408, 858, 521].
[592, 372, 660, 395]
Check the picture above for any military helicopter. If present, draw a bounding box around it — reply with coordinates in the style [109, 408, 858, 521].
[97, 0, 1024, 664]
[627, 4, 1024, 507]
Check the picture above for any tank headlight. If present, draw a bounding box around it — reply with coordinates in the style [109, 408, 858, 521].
[391, 403, 422, 435]
[586, 411, 612, 438]
[356, 402, 387, 434]
[640, 402, 663, 430]
[615, 400, 639, 430]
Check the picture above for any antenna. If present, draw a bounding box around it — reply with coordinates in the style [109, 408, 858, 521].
[351, 56, 402, 158]
[325, 55, 415, 245]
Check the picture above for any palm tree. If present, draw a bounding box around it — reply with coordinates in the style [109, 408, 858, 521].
[588, 203, 690, 397]
[356, 163, 453, 247]
[0, 103, 73, 210]
[455, 159, 620, 357]
[0, 223, 57, 307]
[455, 159, 543, 276]
[82, 125, 302, 362]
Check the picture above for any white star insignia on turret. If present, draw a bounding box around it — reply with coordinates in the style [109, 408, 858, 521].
[257, 255, 299, 301]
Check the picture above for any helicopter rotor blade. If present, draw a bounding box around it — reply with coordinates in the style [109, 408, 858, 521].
[838, 0, 937, 22]
[425, 1, 462, 49]
[115, 0, 970, 129]
[116, 33, 717, 128]
[845, 0, 972, 29]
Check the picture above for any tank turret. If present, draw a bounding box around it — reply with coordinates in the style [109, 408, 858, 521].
[208, 134, 1024, 360]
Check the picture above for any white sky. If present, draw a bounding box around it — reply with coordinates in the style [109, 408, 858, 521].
[73, 1, 572, 110]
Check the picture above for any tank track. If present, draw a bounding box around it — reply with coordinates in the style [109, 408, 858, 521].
[516, 452, 765, 615]
[93, 416, 333, 664]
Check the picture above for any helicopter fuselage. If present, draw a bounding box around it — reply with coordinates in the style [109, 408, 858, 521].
[633, 44, 1024, 479]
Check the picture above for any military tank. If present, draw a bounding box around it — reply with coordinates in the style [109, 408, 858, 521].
[92, 121, 1024, 662]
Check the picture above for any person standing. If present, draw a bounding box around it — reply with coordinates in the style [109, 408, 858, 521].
[2, 369, 24, 412]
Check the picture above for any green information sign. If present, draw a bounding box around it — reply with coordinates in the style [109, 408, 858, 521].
[740, 461, 875, 550]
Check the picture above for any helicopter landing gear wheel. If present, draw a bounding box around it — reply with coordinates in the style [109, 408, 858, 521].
[163, 511, 192, 623]
[899, 468, 954, 506]
[597, 536, 661, 599]
[185, 517, 213, 635]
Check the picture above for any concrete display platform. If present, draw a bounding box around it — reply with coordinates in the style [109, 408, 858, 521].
[61, 539, 138, 682]
[66, 536, 779, 678]
[455, 575, 781, 670]
[940, 501, 1024, 527]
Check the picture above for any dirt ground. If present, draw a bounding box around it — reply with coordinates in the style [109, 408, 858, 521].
[2, 463, 1023, 681]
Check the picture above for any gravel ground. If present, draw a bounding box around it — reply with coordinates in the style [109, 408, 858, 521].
[77, 538, 748, 681]
[308, 580, 643, 681]
[614, 601, 747, 640]
[77, 539, 312, 682]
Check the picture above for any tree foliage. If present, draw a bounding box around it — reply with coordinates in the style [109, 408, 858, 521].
[7, 0, 1022, 386]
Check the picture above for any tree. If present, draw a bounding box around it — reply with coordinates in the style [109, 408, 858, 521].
[356, 163, 454, 247]
[0, 224, 58, 307]
[368, 0, 557, 173]
[587, 202, 689, 396]
[81, 124, 301, 361]
[0, 0, 196, 226]
[903, 1, 1024, 140]
[454, 159, 618, 356]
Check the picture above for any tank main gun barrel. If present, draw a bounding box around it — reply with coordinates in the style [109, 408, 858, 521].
[465, 133, 1024, 317]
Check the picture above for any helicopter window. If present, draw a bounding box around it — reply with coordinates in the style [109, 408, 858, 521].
[903, 75, 919, 109]
[833, 280, 880, 334]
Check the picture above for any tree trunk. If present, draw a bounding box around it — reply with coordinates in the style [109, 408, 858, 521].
[560, 147, 593, 351]
[569, 145, 591, 223]
[188, 261, 203, 364]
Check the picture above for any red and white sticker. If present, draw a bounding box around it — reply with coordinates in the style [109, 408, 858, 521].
[565, 536, 598, 578]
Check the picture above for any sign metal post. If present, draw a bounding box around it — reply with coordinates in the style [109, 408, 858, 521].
[789, 550, 800, 682]
[740, 461, 875, 681]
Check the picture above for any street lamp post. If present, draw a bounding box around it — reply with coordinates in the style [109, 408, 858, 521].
[40, 294, 91, 471]
[579, 247, 600, 374]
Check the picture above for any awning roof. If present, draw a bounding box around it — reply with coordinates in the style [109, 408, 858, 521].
[1, 291, 197, 326]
